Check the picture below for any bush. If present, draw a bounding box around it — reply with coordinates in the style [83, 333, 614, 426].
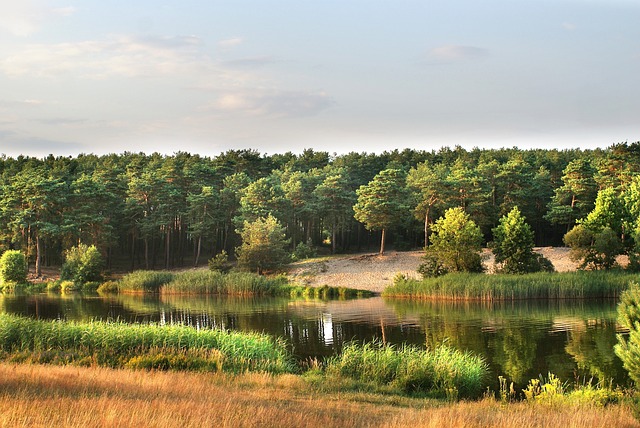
[615, 282, 640, 385]
[60, 244, 105, 284]
[291, 240, 317, 261]
[208, 250, 231, 272]
[0, 250, 28, 285]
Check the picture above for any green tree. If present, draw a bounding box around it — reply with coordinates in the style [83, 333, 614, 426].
[614, 282, 640, 385]
[187, 186, 219, 266]
[564, 225, 623, 270]
[0, 250, 28, 285]
[314, 168, 356, 253]
[421, 207, 484, 276]
[545, 159, 597, 231]
[406, 162, 450, 247]
[491, 207, 553, 274]
[235, 215, 290, 274]
[353, 169, 408, 255]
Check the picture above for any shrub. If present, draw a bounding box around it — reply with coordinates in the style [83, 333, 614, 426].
[0, 250, 28, 285]
[236, 215, 290, 274]
[291, 239, 317, 261]
[615, 282, 640, 385]
[60, 244, 105, 284]
[208, 250, 231, 272]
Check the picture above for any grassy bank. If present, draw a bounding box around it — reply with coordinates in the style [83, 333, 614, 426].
[0, 363, 637, 428]
[0, 314, 293, 374]
[384, 271, 637, 301]
[112, 269, 373, 298]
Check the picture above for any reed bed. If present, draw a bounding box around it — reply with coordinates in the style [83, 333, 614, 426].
[384, 271, 637, 301]
[0, 314, 294, 374]
[325, 341, 488, 399]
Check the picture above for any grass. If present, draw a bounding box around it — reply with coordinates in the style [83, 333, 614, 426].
[0, 313, 294, 374]
[112, 268, 372, 298]
[323, 341, 488, 399]
[0, 363, 638, 428]
[384, 271, 637, 301]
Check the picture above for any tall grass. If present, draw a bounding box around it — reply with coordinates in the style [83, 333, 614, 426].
[114, 268, 371, 298]
[384, 271, 637, 301]
[0, 314, 294, 374]
[325, 341, 488, 399]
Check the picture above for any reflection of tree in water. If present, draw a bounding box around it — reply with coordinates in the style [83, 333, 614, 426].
[565, 320, 628, 385]
[491, 324, 543, 384]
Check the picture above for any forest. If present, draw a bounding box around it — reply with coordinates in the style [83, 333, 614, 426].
[1, 142, 639, 275]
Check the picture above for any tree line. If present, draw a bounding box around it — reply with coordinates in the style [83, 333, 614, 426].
[1, 143, 639, 275]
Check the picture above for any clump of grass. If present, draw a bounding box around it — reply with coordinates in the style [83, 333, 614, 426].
[162, 270, 289, 295]
[325, 341, 488, 399]
[118, 270, 175, 293]
[0, 314, 294, 374]
[384, 271, 636, 300]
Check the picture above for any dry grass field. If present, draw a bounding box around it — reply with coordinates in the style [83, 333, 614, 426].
[0, 363, 637, 428]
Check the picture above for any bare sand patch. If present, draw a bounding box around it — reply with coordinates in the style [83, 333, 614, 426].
[288, 247, 585, 294]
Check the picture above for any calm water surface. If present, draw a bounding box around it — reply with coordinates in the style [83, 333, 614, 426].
[0, 293, 629, 388]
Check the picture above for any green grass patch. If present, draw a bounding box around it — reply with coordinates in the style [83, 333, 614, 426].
[0, 314, 294, 374]
[325, 341, 488, 399]
[384, 271, 636, 300]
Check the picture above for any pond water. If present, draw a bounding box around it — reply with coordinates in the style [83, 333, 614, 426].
[0, 293, 629, 388]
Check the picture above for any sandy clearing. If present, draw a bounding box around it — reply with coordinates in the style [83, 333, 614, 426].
[287, 247, 584, 294]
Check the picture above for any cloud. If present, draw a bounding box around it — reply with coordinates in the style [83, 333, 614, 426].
[0, 2, 76, 36]
[562, 22, 577, 31]
[429, 45, 489, 61]
[208, 90, 335, 117]
[221, 56, 277, 69]
[0, 34, 215, 78]
[218, 37, 244, 49]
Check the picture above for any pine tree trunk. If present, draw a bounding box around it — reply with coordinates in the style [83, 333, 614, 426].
[380, 228, 386, 255]
[35, 234, 42, 277]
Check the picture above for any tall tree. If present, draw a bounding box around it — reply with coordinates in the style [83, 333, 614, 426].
[314, 168, 356, 253]
[407, 162, 450, 247]
[545, 159, 597, 231]
[353, 169, 408, 255]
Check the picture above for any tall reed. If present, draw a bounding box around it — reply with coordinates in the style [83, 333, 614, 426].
[325, 341, 488, 399]
[0, 314, 294, 374]
[384, 271, 636, 301]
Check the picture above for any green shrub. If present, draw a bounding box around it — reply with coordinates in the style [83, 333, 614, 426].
[118, 270, 175, 293]
[97, 281, 119, 294]
[291, 240, 317, 261]
[208, 250, 231, 272]
[0, 250, 28, 285]
[60, 244, 105, 284]
[59, 280, 81, 293]
[615, 282, 640, 385]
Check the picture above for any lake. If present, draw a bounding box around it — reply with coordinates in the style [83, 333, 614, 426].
[0, 293, 629, 388]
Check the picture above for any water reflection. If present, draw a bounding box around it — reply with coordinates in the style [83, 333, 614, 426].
[0, 293, 628, 387]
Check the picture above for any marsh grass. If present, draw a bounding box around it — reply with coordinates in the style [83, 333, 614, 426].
[117, 270, 175, 292]
[384, 271, 636, 300]
[0, 314, 294, 374]
[325, 341, 488, 399]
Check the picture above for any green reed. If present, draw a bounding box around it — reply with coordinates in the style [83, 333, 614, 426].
[325, 341, 488, 399]
[117, 270, 176, 293]
[384, 271, 636, 301]
[0, 314, 294, 374]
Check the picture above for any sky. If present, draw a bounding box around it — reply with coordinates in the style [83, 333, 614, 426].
[0, 0, 639, 158]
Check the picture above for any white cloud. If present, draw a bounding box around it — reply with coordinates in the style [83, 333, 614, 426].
[218, 37, 244, 49]
[209, 90, 334, 117]
[0, 35, 216, 79]
[562, 22, 577, 31]
[429, 45, 489, 61]
[0, 2, 76, 36]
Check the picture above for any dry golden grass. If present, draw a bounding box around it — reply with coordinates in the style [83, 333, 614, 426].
[0, 363, 638, 428]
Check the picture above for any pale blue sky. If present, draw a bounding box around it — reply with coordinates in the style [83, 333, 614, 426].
[0, 0, 639, 157]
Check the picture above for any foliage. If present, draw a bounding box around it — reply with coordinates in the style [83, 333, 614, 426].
[0, 250, 27, 285]
[208, 250, 230, 272]
[353, 168, 409, 254]
[236, 215, 290, 274]
[491, 207, 553, 274]
[291, 239, 317, 261]
[117, 270, 176, 293]
[615, 282, 640, 385]
[325, 341, 488, 398]
[522, 373, 624, 406]
[0, 314, 294, 374]
[564, 225, 623, 270]
[420, 207, 484, 277]
[60, 244, 105, 284]
[385, 271, 635, 300]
